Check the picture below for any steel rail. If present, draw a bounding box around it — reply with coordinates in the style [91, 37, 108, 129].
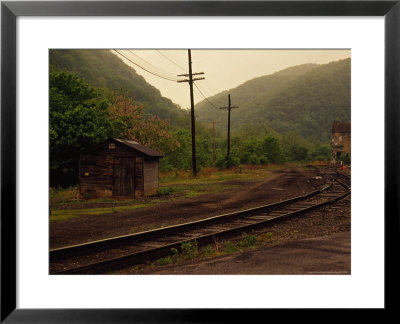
[52, 182, 350, 275]
[50, 181, 333, 261]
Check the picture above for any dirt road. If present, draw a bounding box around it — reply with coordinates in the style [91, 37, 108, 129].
[50, 165, 351, 275]
[50, 167, 324, 248]
[143, 231, 350, 275]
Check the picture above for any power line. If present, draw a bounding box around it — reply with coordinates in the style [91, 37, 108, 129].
[156, 50, 187, 72]
[125, 50, 179, 80]
[113, 49, 178, 82]
[194, 83, 219, 109]
[196, 82, 226, 107]
[198, 80, 219, 97]
[127, 50, 179, 79]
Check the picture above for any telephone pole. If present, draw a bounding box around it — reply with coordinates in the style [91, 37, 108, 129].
[177, 49, 205, 176]
[212, 120, 216, 163]
[219, 94, 239, 158]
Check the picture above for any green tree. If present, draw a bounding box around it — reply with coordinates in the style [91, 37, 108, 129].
[160, 128, 214, 171]
[262, 134, 285, 163]
[50, 72, 112, 186]
[161, 129, 192, 171]
[310, 144, 331, 161]
[50, 49, 189, 129]
[107, 90, 179, 155]
[281, 131, 309, 161]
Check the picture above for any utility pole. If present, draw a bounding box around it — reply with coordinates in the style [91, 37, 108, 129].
[219, 94, 239, 158]
[177, 49, 205, 176]
[212, 120, 216, 163]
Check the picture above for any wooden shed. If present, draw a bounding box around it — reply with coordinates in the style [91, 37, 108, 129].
[79, 138, 163, 199]
[331, 122, 351, 164]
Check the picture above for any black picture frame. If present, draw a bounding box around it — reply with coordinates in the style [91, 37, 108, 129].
[1, 0, 399, 322]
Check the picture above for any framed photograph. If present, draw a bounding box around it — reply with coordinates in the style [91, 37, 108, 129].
[2, 0, 399, 322]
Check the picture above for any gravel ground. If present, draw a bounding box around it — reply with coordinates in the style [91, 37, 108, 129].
[114, 195, 351, 275]
[50, 165, 351, 275]
[50, 166, 324, 249]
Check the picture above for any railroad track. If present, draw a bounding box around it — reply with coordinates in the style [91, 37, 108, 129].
[50, 168, 350, 275]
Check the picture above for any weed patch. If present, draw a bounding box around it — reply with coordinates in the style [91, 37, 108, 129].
[50, 201, 158, 221]
[156, 256, 172, 266]
[157, 187, 174, 196]
[223, 241, 240, 253]
[239, 232, 258, 248]
[181, 240, 198, 260]
[259, 231, 274, 241]
[202, 244, 215, 257]
[170, 248, 179, 263]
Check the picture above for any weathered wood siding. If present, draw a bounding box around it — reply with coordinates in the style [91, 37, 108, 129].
[134, 156, 144, 197]
[112, 156, 135, 197]
[80, 153, 114, 198]
[79, 139, 160, 198]
[80, 140, 140, 198]
[143, 158, 159, 196]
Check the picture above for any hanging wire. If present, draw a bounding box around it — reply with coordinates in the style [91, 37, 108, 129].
[127, 50, 180, 79]
[156, 50, 187, 72]
[113, 49, 178, 82]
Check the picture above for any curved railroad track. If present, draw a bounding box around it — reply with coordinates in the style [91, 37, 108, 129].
[50, 167, 350, 274]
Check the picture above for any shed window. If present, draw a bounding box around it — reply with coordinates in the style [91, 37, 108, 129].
[109, 143, 115, 149]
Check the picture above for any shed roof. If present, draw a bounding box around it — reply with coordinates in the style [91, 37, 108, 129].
[113, 138, 163, 157]
[332, 122, 351, 134]
[81, 138, 163, 157]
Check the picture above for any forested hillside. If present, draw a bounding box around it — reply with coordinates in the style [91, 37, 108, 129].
[49, 51, 350, 187]
[50, 49, 188, 128]
[196, 59, 351, 142]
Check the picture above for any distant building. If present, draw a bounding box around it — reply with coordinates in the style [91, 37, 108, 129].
[79, 138, 163, 199]
[331, 122, 351, 164]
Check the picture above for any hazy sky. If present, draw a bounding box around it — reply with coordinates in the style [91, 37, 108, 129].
[113, 49, 350, 109]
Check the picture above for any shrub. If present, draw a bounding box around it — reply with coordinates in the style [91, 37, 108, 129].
[262, 135, 285, 163]
[240, 152, 251, 164]
[170, 247, 179, 263]
[225, 156, 240, 168]
[223, 241, 239, 253]
[314, 155, 328, 162]
[337, 154, 351, 164]
[159, 159, 176, 172]
[202, 244, 215, 256]
[248, 153, 260, 165]
[259, 156, 269, 165]
[181, 240, 198, 259]
[156, 256, 172, 266]
[215, 157, 226, 169]
[215, 156, 240, 169]
[239, 232, 258, 247]
[157, 187, 174, 196]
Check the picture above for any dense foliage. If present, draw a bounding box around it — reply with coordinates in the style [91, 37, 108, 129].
[50, 72, 179, 186]
[196, 59, 350, 143]
[50, 72, 112, 186]
[50, 49, 188, 128]
[49, 51, 347, 187]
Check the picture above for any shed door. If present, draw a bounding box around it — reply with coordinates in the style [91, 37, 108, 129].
[113, 156, 135, 197]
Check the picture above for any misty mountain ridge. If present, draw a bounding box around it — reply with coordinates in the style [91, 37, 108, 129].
[50, 50, 350, 143]
[49, 49, 189, 128]
[195, 58, 350, 142]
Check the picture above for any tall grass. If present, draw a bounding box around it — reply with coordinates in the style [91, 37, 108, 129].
[159, 164, 285, 184]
